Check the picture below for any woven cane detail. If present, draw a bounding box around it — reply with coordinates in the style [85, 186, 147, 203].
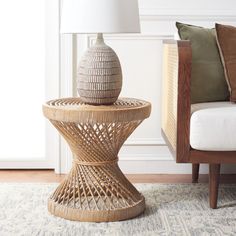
[43, 97, 151, 221]
[48, 119, 143, 212]
[43, 97, 151, 124]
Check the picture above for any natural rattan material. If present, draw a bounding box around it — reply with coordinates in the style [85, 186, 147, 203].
[42, 97, 151, 222]
[162, 43, 178, 151]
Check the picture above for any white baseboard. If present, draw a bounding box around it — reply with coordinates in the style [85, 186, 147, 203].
[58, 139, 236, 174]
[119, 159, 236, 174]
[60, 159, 236, 175]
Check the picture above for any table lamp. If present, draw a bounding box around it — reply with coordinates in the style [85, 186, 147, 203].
[61, 0, 140, 105]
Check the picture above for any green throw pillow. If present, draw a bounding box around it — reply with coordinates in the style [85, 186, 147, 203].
[176, 22, 229, 104]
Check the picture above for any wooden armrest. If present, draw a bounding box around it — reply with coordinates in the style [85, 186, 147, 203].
[161, 40, 192, 162]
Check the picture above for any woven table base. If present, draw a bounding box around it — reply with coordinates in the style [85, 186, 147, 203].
[43, 98, 151, 222]
[48, 163, 145, 222]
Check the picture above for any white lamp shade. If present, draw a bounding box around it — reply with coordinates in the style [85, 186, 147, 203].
[61, 0, 140, 34]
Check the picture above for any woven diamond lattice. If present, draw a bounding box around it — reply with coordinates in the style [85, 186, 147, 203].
[43, 97, 151, 222]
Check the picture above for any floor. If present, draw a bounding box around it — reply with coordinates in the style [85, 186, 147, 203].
[0, 170, 236, 183]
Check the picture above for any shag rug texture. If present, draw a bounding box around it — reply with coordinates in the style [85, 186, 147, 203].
[0, 183, 236, 236]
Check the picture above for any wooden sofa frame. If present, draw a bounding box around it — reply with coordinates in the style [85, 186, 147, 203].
[161, 40, 236, 209]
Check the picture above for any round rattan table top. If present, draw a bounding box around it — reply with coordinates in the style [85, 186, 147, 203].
[43, 97, 151, 123]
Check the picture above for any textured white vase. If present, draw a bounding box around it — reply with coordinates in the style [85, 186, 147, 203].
[77, 34, 122, 105]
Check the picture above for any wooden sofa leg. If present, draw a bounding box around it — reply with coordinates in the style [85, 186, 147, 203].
[192, 164, 200, 183]
[209, 164, 221, 209]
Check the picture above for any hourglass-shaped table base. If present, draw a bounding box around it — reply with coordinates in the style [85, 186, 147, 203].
[43, 98, 151, 222]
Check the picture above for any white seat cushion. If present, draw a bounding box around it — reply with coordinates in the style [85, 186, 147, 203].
[190, 102, 236, 151]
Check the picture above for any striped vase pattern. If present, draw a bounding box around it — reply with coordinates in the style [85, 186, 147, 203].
[77, 43, 122, 105]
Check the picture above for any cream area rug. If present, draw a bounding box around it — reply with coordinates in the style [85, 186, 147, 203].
[0, 183, 236, 236]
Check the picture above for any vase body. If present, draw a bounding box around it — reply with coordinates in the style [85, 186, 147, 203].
[77, 34, 122, 105]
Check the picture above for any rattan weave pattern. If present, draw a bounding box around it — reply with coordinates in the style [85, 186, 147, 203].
[162, 43, 178, 151]
[43, 97, 151, 222]
[43, 97, 151, 123]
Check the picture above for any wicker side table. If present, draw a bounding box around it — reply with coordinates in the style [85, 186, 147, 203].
[43, 97, 151, 222]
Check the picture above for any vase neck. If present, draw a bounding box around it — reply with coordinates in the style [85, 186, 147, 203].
[95, 33, 106, 46]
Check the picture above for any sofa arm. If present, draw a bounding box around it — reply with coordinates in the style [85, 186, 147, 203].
[161, 40, 192, 163]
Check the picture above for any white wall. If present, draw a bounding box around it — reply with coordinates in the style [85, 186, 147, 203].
[60, 0, 236, 174]
[0, 0, 60, 169]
